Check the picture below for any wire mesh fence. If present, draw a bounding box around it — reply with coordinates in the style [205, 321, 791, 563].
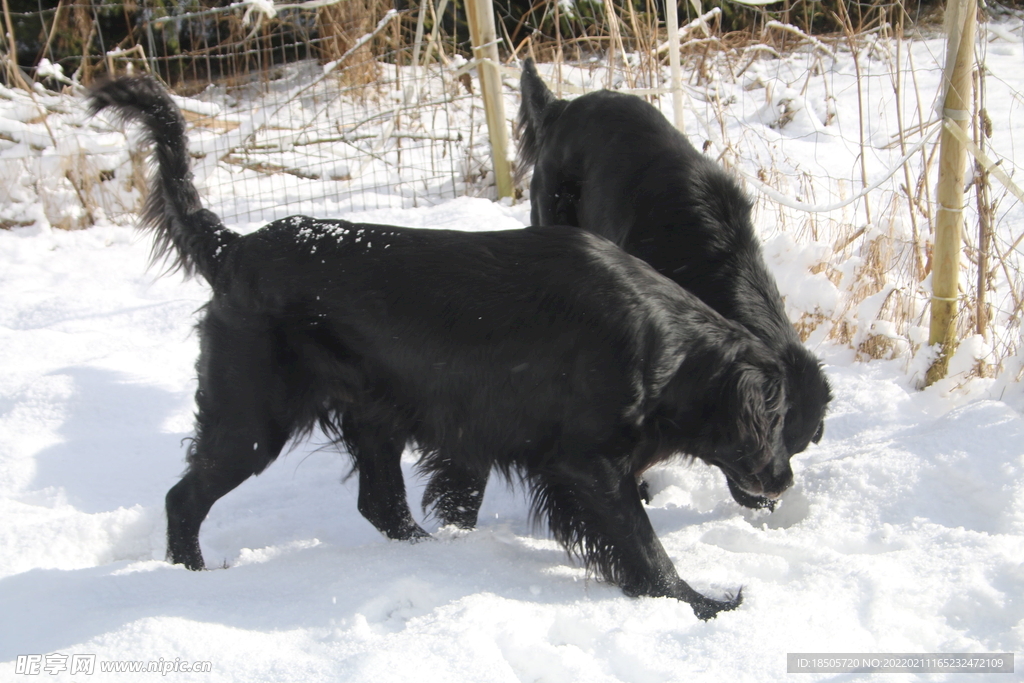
[1, 0, 1022, 382]
[3, 0, 500, 225]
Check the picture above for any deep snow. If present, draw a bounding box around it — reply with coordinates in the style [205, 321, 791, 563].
[2, 200, 1022, 682]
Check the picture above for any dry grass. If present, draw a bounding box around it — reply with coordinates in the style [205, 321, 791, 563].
[316, 0, 388, 88]
[4, 0, 1017, 384]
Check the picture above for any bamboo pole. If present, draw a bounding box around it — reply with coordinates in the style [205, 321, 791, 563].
[464, 0, 513, 199]
[665, 0, 683, 131]
[926, 0, 977, 386]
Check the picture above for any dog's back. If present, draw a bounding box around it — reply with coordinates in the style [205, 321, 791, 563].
[516, 60, 831, 463]
[517, 73, 790, 347]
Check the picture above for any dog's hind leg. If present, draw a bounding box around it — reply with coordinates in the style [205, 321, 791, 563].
[421, 461, 488, 529]
[534, 453, 742, 620]
[342, 410, 430, 541]
[166, 445, 285, 570]
[166, 316, 296, 570]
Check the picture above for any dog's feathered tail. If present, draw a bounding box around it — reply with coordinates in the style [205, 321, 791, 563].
[89, 76, 237, 284]
[515, 58, 567, 184]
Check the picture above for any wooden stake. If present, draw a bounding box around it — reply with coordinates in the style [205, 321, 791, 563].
[464, 0, 513, 199]
[665, 0, 684, 131]
[926, 0, 977, 386]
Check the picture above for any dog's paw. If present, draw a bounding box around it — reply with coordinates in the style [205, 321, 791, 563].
[166, 547, 206, 571]
[405, 526, 433, 543]
[690, 587, 743, 621]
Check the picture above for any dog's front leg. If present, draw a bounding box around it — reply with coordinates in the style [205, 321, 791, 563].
[536, 454, 742, 621]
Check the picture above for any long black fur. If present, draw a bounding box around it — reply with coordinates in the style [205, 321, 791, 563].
[90, 75, 798, 620]
[87, 76, 235, 281]
[516, 59, 832, 510]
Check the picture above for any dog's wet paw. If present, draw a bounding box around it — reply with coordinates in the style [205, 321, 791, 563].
[690, 587, 743, 621]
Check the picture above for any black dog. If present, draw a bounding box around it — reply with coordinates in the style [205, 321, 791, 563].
[516, 59, 831, 510]
[90, 75, 795, 620]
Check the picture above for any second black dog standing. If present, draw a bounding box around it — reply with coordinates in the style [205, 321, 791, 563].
[516, 58, 832, 510]
[90, 75, 798, 620]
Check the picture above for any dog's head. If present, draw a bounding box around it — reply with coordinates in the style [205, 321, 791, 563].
[657, 339, 793, 503]
[706, 355, 792, 501]
[717, 345, 831, 511]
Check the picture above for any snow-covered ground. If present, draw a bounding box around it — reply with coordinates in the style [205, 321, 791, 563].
[2, 20, 1024, 683]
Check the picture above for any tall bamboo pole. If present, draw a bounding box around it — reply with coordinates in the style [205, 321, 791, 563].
[665, 0, 683, 131]
[465, 0, 513, 198]
[926, 0, 977, 386]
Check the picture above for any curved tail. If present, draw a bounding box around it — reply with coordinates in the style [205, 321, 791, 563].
[516, 58, 565, 184]
[89, 76, 237, 284]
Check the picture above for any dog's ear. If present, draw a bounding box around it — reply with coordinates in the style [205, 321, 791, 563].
[651, 342, 784, 462]
[519, 58, 558, 127]
[722, 358, 786, 462]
